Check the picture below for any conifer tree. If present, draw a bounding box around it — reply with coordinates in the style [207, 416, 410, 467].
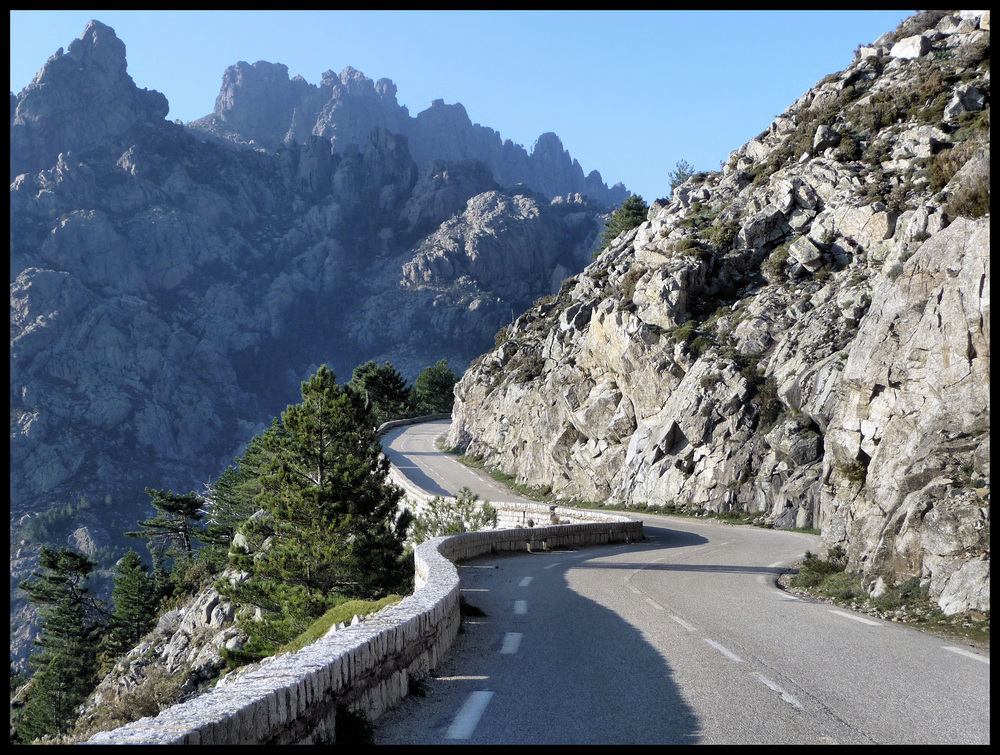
[599, 193, 648, 249]
[410, 359, 458, 414]
[669, 158, 697, 191]
[347, 360, 413, 427]
[15, 548, 105, 742]
[203, 426, 278, 549]
[223, 366, 412, 660]
[101, 549, 160, 662]
[127, 488, 205, 561]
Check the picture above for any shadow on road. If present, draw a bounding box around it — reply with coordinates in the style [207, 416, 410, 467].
[376, 548, 703, 744]
[387, 458, 454, 498]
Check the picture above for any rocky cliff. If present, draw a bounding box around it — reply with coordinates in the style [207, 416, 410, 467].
[10, 20, 614, 661]
[186, 61, 628, 206]
[448, 10, 990, 614]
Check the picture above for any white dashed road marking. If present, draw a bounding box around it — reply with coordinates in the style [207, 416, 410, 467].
[830, 610, 880, 626]
[500, 633, 522, 654]
[705, 639, 744, 663]
[446, 691, 494, 740]
[942, 646, 989, 665]
[671, 615, 696, 632]
[754, 672, 804, 710]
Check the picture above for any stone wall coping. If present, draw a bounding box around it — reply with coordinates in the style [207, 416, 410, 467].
[87, 499, 642, 744]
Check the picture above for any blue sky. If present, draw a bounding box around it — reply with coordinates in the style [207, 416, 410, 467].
[11, 10, 914, 202]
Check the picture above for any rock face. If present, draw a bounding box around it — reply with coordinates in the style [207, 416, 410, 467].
[448, 10, 990, 614]
[9, 20, 615, 661]
[73, 586, 241, 736]
[187, 64, 628, 207]
[10, 20, 169, 180]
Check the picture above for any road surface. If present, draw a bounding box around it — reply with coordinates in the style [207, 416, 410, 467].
[375, 420, 990, 744]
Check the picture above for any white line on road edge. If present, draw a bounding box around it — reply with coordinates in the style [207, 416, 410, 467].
[753, 673, 804, 710]
[446, 691, 494, 740]
[500, 633, 523, 654]
[513, 600, 528, 615]
[942, 646, 990, 665]
[671, 615, 696, 632]
[705, 639, 744, 663]
[830, 610, 881, 626]
[518, 576, 533, 587]
[645, 597, 664, 611]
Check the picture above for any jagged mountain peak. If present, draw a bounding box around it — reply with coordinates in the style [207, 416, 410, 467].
[10, 20, 170, 180]
[187, 56, 627, 206]
[9, 20, 613, 654]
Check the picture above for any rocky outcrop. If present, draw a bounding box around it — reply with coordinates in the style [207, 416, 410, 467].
[448, 10, 990, 614]
[187, 63, 627, 206]
[823, 216, 990, 610]
[402, 190, 603, 305]
[10, 20, 169, 180]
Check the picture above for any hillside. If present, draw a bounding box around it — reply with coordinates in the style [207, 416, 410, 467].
[448, 10, 990, 614]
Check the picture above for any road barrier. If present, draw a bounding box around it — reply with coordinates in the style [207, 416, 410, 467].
[87, 418, 643, 744]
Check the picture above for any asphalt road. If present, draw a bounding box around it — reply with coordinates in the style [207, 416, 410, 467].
[382, 419, 538, 504]
[375, 421, 991, 744]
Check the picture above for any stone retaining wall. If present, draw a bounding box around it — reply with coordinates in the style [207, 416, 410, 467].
[87, 503, 642, 744]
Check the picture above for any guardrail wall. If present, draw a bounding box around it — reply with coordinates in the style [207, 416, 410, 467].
[87, 419, 643, 744]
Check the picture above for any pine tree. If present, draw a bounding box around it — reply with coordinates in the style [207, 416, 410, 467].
[222, 366, 412, 660]
[347, 360, 413, 427]
[15, 548, 105, 742]
[101, 549, 160, 662]
[410, 359, 458, 414]
[127, 488, 205, 561]
[669, 158, 697, 191]
[203, 419, 285, 551]
[599, 193, 648, 249]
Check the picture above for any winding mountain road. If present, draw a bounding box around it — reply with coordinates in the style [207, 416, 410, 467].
[377, 420, 990, 744]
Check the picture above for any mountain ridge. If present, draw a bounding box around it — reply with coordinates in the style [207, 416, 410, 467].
[185, 58, 628, 207]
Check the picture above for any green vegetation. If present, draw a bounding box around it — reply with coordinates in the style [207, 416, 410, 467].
[347, 360, 413, 427]
[220, 366, 413, 664]
[668, 159, 697, 191]
[278, 595, 405, 655]
[788, 548, 990, 647]
[945, 171, 990, 219]
[11, 357, 457, 743]
[99, 550, 160, 669]
[761, 241, 791, 283]
[599, 193, 648, 250]
[127, 488, 204, 562]
[410, 487, 499, 544]
[70, 666, 184, 742]
[348, 358, 458, 424]
[839, 458, 869, 485]
[752, 376, 782, 434]
[410, 359, 459, 415]
[14, 549, 106, 743]
[333, 705, 376, 745]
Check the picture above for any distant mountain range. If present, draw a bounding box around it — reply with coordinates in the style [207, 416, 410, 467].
[187, 59, 628, 207]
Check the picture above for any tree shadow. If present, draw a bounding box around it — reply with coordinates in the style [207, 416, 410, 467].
[437, 548, 703, 744]
[386, 454, 454, 498]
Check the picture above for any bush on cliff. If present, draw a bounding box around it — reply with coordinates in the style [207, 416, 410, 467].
[599, 193, 648, 250]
